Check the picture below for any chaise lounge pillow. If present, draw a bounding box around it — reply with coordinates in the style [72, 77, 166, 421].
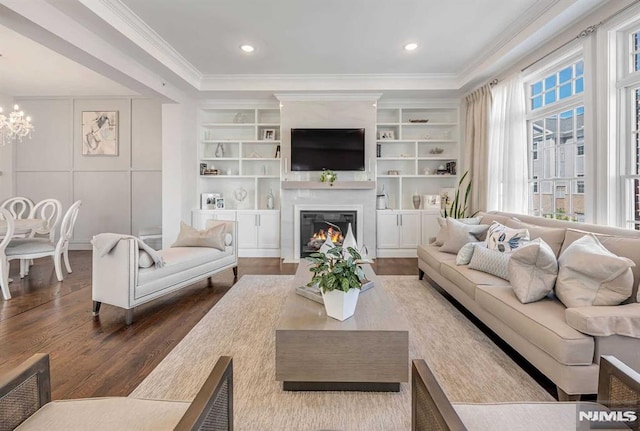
[432, 216, 481, 246]
[205, 220, 233, 246]
[555, 234, 636, 308]
[468, 244, 511, 280]
[138, 250, 155, 268]
[484, 221, 529, 253]
[440, 218, 489, 254]
[508, 238, 558, 303]
[171, 222, 227, 251]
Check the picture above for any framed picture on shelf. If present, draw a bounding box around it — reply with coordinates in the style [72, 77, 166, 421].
[424, 194, 441, 210]
[216, 198, 225, 209]
[201, 193, 220, 210]
[378, 130, 395, 140]
[199, 163, 208, 175]
[262, 129, 276, 140]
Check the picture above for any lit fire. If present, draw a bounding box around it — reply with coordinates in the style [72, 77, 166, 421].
[311, 227, 344, 244]
[307, 227, 344, 251]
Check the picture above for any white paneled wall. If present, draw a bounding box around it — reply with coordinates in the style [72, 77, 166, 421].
[13, 97, 162, 248]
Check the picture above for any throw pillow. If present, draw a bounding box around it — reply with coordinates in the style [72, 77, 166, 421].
[555, 234, 636, 307]
[171, 222, 227, 251]
[206, 220, 233, 246]
[456, 241, 483, 265]
[505, 219, 566, 257]
[440, 218, 489, 254]
[508, 238, 558, 303]
[138, 250, 154, 268]
[468, 244, 511, 280]
[485, 221, 529, 252]
[433, 216, 481, 246]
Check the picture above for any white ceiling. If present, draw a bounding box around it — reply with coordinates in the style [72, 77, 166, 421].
[0, 24, 136, 97]
[120, 0, 543, 75]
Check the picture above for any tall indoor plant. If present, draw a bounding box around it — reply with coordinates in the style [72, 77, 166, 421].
[307, 246, 363, 321]
[442, 170, 478, 218]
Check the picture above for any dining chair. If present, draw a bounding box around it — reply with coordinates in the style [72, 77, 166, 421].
[6, 200, 82, 282]
[0, 208, 15, 300]
[28, 199, 62, 241]
[1, 197, 34, 219]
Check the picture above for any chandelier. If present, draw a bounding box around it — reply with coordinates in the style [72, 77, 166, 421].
[0, 104, 34, 146]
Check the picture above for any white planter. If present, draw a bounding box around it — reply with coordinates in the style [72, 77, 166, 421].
[321, 287, 360, 321]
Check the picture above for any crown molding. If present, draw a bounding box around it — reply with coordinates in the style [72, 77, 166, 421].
[274, 93, 382, 102]
[200, 73, 458, 92]
[79, 0, 202, 88]
[457, 0, 562, 83]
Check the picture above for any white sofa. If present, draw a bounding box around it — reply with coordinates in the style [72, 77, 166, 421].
[418, 212, 640, 400]
[92, 221, 238, 324]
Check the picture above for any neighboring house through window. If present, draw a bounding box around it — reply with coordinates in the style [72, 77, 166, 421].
[526, 57, 585, 222]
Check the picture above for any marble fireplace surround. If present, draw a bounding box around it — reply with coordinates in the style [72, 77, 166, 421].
[281, 188, 376, 262]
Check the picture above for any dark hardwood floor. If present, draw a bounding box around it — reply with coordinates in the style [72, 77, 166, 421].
[0, 252, 418, 400]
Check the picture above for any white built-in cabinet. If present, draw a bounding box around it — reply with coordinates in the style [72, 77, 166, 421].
[236, 210, 280, 251]
[376, 210, 421, 257]
[421, 211, 440, 246]
[194, 105, 282, 257]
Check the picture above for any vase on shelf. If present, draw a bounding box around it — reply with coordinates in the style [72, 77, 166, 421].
[266, 189, 275, 209]
[215, 143, 224, 158]
[413, 194, 421, 209]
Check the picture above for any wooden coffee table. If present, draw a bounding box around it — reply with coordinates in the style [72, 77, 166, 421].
[275, 262, 409, 391]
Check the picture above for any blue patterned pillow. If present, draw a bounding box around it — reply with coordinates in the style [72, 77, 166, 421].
[468, 244, 511, 280]
[485, 222, 529, 253]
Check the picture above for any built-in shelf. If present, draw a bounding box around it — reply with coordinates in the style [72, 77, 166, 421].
[281, 181, 376, 190]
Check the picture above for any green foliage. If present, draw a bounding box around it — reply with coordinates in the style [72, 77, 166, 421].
[320, 169, 337, 185]
[442, 170, 478, 219]
[306, 246, 364, 293]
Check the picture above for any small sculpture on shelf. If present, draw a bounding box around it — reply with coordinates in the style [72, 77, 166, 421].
[429, 147, 444, 154]
[266, 189, 275, 209]
[233, 187, 248, 208]
[215, 143, 225, 158]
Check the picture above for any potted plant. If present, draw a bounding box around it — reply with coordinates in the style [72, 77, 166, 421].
[320, 169, 337, 186]
[306, 245, 364, 321]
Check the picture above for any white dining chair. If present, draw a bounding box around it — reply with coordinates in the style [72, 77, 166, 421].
[28, 199, 62, 241]
[6, 201, 82, 282]
[0, 208, 15, 300]
[1, 197, 34, 219]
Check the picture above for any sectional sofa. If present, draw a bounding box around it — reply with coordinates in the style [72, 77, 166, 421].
[417, 211, 640, 399]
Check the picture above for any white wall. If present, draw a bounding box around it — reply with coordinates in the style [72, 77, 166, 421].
[279, 98, 378, 261]
[0, 94, 15, 201]
[13, 97, 162, 248]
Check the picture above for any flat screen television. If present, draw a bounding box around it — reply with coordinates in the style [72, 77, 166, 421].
[291, 128, 365, 171]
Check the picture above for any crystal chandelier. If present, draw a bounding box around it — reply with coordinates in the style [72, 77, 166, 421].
[0, 104, 34, 146]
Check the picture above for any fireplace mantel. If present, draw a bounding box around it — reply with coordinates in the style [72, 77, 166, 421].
[281, 181, 375, 190]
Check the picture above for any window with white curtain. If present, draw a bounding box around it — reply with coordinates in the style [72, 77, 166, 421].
[525, 56, 585, 221]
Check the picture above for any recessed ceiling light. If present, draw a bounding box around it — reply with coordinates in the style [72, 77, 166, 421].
[404, 43, 418, 51]
[240, 44, 255, 53]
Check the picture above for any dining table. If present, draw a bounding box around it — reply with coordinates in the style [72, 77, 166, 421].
[0, 218, 44, 238]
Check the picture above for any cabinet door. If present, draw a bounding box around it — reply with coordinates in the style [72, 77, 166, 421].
[421, 212, 440, 245]
[257, 212, 280, 249]
[399, 212, 420, 248]
[377, 212, 399, 249]
[214, 212, 237, 221]
[236, 212, 258, 249]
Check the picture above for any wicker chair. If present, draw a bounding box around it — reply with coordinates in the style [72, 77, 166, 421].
[0, 354, 233, 431]
[412, 356, 640, 431]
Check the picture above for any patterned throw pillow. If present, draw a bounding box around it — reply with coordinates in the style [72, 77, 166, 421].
[485, 222, 529, 252]
[468, 244, 511, 280]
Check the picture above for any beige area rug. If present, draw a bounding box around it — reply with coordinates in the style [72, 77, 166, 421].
[131, 275, 553, 430]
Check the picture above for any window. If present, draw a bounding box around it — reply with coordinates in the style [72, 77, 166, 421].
[619, 28, 640, 230]
[527, 57, 585, 222]
[529, 59, 584, 111]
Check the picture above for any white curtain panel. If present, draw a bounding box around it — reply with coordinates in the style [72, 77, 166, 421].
[464, 85, 492, 214]
[487, 75, 528, 214]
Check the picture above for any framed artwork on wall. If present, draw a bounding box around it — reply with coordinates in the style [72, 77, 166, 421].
[82, 111, 118, 156]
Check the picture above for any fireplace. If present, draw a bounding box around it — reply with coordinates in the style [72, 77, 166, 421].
[299, 210, 357, 258]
